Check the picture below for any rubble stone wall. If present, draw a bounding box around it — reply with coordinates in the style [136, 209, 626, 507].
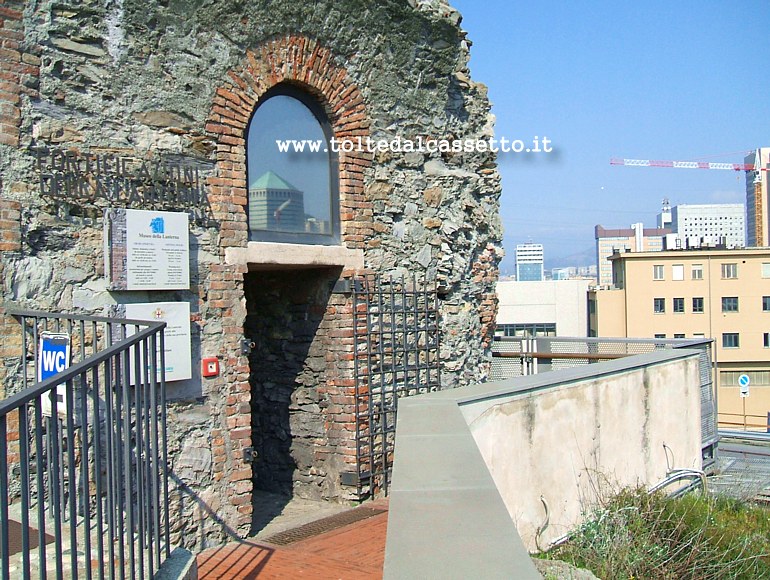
[0, 0, 503, 549]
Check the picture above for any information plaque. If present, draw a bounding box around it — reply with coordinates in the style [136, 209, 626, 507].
[111, 301, 192, 383]
[105, 208, 190, 290]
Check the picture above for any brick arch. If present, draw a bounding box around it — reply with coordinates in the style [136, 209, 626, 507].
[205, 35, 373, 251]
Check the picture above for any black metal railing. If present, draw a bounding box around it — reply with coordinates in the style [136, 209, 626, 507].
[0, 308, 170, 579]
[352, 276, 441, 499]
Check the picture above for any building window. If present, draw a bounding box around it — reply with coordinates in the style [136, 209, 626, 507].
[722, 333, 739, 348]
[653, 298, 665, 313]
[674, 333, 685, 339]
[672, 264, 684, 281]
[497, 323, 556, 337]
[692, 297, 704, 313]
[691, 264, 703, 280]
[673, 297, 684, 313]
[765, 333, 770, 348]
[693, 333, 705, 338]
[763, 296, 770, 311]
[654, 333, 666, 339]
[247, 84, 339, 244]
[653, 265, 664, 280]
[762, 263, 770, 278]
[721, 297, 739, 313]
[721, 263, 737, 279]
[721, 370, 770, 385]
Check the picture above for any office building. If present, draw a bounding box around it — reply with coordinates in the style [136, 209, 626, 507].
[497, 279, 591, 338]
[515, 243, 544, 281]
[746, 148, 770, 247]
[658, 203, 745, 249]
[595, 223, 670, 286]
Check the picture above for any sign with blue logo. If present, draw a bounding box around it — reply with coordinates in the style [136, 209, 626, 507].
[104, 208, 190, 291]
[738, 374, 750, 398]
[38, 332, 70, 416]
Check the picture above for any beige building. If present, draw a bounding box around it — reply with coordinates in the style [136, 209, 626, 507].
[589, 248, 770, 430]
[595, 224, 670, 286]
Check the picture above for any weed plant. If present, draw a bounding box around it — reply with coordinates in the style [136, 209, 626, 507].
[542, 488, 770, 579]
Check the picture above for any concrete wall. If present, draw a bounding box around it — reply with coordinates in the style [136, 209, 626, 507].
[461, 352, 702, 551]
[385, 350, 704, 575]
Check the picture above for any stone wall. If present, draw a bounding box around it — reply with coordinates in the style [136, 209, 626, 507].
[0, 0, 503, 549]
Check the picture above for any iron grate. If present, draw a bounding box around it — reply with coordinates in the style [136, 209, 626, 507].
[352, 275, 441, 499]
[262, 506, 387, 546]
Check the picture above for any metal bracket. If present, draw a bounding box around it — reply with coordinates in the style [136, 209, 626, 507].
[331, 279, 364, 294]
[240, 338, 255, 355]
[340, 471, 360, 486]
[243, 447, 257, 463]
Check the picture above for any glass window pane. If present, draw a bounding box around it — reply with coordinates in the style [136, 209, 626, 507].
[691, 264, 703, 280]
[247, 89, 337, 243]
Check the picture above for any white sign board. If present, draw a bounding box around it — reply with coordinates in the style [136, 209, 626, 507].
[105, 208, 190, 291]
[738, 373, 750, 398]
[124, 302, 192, 383]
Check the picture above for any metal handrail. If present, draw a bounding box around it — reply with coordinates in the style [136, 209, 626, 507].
[0, 307, 170, 579]
[0, 313, 164, 414]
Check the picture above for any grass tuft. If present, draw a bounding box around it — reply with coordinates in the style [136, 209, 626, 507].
[541, 487, 770, 579]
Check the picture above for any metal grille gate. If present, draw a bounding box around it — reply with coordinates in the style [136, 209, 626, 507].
[352, 275, 441, 498]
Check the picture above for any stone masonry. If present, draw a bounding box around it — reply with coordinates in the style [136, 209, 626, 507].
[0, 0, 503, 549]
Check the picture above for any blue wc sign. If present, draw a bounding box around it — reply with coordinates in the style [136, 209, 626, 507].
[38, 332, 70, 416]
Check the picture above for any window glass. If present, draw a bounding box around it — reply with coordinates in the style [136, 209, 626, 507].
[763, 296, 770, 312]
[673, 297, 684, 313]
[721, 297, 738, 312]
[691, 264, 703, 280]
[721, 263, 737, 279]
[722, 333, 739, 348]
[653, 265, 664, 280]
[692, 297, 704, 313]
[653, 298, 665, 313]
[762, 263, 770, 278]
[247, 87, 338, 244]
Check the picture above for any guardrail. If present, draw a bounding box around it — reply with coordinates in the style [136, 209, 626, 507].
[0, 308, 170, 579]
[718, 413, 770, 433]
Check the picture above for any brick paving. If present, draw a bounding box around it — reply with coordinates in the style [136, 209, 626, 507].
[197, 502, 388, 579]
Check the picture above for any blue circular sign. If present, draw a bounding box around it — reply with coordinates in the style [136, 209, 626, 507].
[738, 374, 750, 388]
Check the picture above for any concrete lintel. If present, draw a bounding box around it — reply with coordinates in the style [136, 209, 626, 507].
[225, 242, 364, 271]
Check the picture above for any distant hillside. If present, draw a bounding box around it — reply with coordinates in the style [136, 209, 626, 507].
[545, 246, 595, 270]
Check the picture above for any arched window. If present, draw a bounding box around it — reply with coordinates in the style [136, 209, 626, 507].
[246, 85, 339, 244]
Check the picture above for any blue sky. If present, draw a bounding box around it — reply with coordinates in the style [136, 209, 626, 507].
[451, 0, 770, 274]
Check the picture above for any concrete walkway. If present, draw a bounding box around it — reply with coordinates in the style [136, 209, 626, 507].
[197, 500, 388, 579]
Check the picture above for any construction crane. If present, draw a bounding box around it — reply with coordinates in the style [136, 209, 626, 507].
[611, 149, 769, 246]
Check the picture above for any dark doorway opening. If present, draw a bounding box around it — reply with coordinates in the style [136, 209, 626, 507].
[244, 266, 340, 532]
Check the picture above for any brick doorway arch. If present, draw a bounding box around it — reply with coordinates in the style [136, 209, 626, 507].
[204, 35, 374, 529]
